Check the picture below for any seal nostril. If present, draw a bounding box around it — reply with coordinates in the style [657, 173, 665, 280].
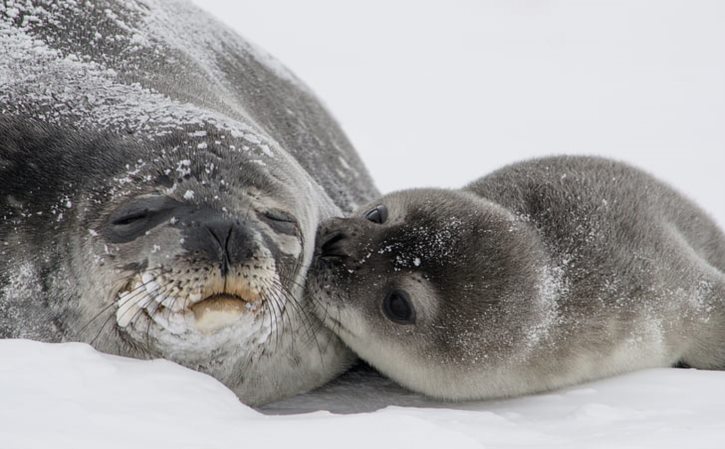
[203, 224, 234, 277]
[318, 230, 349, 259]
[321, 231, 345, 248]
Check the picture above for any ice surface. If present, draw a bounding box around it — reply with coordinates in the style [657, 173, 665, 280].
[2, 340, 724, 449]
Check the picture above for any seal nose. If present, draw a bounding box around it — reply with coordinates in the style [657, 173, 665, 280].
[318, 229, 349, 259]
[204, 220, 234, 276]
[182, 212, 254, 274]
[316, 218, 355, 261]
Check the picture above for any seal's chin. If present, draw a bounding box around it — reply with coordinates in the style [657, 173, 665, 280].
[115, 271, 266, 335]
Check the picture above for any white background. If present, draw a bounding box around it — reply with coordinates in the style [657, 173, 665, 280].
[193, 0, 724, 226]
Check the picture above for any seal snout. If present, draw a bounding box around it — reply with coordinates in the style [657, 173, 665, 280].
[113, 207, 279, 334]
[181, 213, 254, 274]
[318, 230, 349, 259]
[316, 218, 359, 262]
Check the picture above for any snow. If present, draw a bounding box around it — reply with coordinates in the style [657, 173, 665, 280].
[1, 340, 724, 449]
[3, 1, 725, 448]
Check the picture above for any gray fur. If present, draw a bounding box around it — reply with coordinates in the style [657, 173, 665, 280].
[310, 156, 725, 400]
[0, 0, 378, 405]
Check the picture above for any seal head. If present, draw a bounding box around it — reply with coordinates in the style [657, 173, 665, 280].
[311, 189, 553, 398]
[0, 1, 377, 405]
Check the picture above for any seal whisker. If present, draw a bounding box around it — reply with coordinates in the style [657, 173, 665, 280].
[267, 284, 295, 355]
[115, 280, 174, 333]
[268, 285, 313, 356]
[90, 280, 170, 347]
[313, 295, 341, 338]
[280, 284, 329, 345]
[259, 279, 296, 355]
[89, 312, 116, 347]
[279, 289, 323, 350]
[115, 290, 153, 329]
[142, 284, 175, 349]
[261, 286, 284, 354]
[265, 278, 328, 364]
[75, 272, 164, 340]
[158, 286, 183, 334]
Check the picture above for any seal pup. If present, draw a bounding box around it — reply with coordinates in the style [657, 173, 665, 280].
[0, 0, 377, 405]
[311, 156, 725, 401]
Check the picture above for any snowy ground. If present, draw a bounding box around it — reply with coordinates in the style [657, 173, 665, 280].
[4, 1, 725, 448]
[2, 340, 724, 449]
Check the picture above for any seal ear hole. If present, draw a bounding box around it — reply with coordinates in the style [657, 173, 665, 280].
[365, 205, 388, 224]
[382, 289, 416, 325]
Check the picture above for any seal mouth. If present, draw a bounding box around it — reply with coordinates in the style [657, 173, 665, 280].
[115, 271, 266, 334]
[190, 293, 258, 334]
[191, 293, 250, 312]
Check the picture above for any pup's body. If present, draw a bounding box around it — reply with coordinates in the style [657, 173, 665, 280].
[310, 156, 725, 400]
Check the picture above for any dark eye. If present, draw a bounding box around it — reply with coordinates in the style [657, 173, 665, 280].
[365, 205, 388, 224]
[382, 290, 416, 325]
[261, 209, 298, 235]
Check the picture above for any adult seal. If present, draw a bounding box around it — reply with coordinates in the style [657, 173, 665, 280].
[0, 0, 378, 405]
[311, 156, 725, 401]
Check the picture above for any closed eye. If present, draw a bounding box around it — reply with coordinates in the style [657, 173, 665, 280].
[261, 209, 298, 235]
[263, 209, 296, 223]
[112, 209, 149, 226]
[105, 195, 180, 243]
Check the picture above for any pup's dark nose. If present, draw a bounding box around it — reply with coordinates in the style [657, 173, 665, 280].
[317, 229, 350, 260]
[316, 217, 359, 261]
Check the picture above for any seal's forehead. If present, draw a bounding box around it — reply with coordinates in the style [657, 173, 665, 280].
[380, 189, 487, 230]
[369, 189, 516, 274]
[371, 191, 475, 268]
